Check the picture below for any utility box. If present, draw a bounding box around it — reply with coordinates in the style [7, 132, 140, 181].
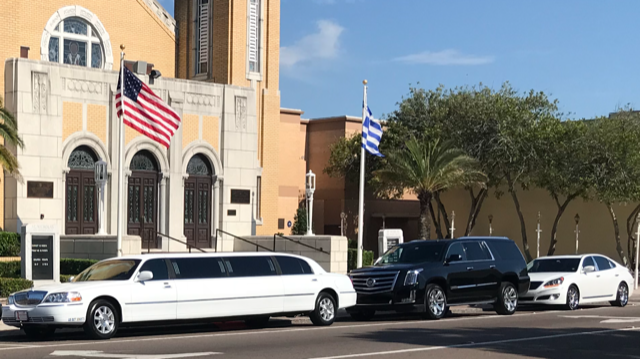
[378, 229, 404, 256]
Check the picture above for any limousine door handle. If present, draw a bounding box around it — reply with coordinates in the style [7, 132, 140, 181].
[615, 274, 620, 277]
[164, 282, 172, 288]
[466, 266, 474, 271]
[311, 279, 318, 282]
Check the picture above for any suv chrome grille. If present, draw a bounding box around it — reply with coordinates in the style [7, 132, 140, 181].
[350, 271, 400, 294]
[14, 291, 47, 306]
[529, 281, 543, 290]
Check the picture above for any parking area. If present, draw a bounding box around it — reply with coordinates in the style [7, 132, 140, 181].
[0, 299, 639, 359]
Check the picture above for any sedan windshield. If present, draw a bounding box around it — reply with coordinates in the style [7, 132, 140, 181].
[528, 258, 581, 273]
[375, 242, 445, 266]
[72, 260, 141, 282]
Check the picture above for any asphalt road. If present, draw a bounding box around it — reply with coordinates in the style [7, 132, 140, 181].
[1, 302, 640, 359]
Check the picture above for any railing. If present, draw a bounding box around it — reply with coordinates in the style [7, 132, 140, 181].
[216, 229, 273, 252]
[154, 232, 207, 253]
[273, 233, 330, 255]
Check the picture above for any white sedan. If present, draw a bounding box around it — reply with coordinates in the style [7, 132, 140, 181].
[521, 254, 634, 310]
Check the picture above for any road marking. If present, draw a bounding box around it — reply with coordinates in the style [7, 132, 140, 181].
[307, 327, 640, 359]
[49, 350, 221, 358]
[559, 315, 640, 323]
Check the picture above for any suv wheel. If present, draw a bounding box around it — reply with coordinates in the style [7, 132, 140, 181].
[310, 292, 336, 326]
[423, 284, 447, 320]
[348, 309, 375, 321]
[611, 282, 629, 307]
[83, 299, 119, 339]
[494, 282, 518, 315]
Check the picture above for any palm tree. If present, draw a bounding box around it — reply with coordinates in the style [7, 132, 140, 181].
[375, 137, 486, 240]
[0, 96, 24, 177]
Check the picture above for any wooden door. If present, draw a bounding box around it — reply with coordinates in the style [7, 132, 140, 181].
[184, 176, 212, 248]
[65, 170, 97, 234]
[128, 171, 159, 249]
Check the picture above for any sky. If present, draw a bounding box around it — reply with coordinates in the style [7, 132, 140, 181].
[158, 0, 640, 120]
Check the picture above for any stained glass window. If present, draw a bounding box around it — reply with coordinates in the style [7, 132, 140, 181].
[186, 154, 212, 176]
[198, 190, 208, 224]
[67, 185, 78, 222]
[83, 186, 94, 222]
[185, 190, 194, 224]
[130, 151, 159, 171]
[91, 43, 102, 68]
[63, 40, 87, 67]
[64, 19, 88, 35]
[68, 146, 97, 170]
[48, 37, 59, 63]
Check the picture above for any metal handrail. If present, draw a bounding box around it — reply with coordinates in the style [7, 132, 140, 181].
[155, 232, 207, 253]
[216, 229, 273, 252]
[273, 234, 330, 255]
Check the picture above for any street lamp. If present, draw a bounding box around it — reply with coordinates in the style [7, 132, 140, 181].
[305, 170, 316, 236]
[574, 213, 580, 255]
[488, 214, 493, 236]
[94, 160, 108, 235]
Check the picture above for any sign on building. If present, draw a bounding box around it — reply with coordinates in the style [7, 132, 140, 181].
[21, 223, 60, 285]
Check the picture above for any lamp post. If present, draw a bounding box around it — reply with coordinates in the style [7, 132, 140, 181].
[305, 170, 316, 236]
[488, 214, 493, 236]
[340, 212, 347, 237]
[574, 213, 580, 255]
[536, 211, 542, 258]
[94, 160, 108, 235]
[450, 210, 455, 239]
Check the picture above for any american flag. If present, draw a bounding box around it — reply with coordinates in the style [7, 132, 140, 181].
[116, 66, 180, 147]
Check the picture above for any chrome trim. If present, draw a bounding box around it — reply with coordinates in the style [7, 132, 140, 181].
[583, 294, 614, 299]
[477, 282, 498, 287]
[350, 271, 400, 295]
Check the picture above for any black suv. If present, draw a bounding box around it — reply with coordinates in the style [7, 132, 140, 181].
[347, 237, 530, 320]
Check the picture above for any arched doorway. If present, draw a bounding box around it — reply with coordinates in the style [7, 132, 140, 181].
[65, 146, 98, 234]
[128, 150, 160, 249]
[184, 154, 214, 248]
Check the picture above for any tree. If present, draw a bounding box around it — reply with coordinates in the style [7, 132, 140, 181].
[0, 96, 24, 177]
[291, 206, 308, 235]
[374, 137, 486, 240]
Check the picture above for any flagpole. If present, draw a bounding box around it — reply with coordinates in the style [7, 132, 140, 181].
[116, 45, 125, 257]
[357, 80, 367, 268]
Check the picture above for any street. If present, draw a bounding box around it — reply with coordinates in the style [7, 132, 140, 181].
[1, 301, 639, 359]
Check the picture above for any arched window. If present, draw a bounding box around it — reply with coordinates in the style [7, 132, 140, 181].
[68, 146, 97, 169]
[46, 16, 107, 69]
[184, 154, 214, 248]
[66, 146, 99, 235]
[186, 154, 213, 176]
[130, 151, 159, 172]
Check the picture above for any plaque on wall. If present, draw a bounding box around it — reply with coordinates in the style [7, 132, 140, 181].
[31, 235, 53, 280]
[27, 181, 54, 198]
[230, 189, 251, 204]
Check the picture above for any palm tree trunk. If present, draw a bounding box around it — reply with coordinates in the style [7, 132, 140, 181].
[465, 187, 487, 236]
[429, 200, 444, 238]
[434, 192, 451, 238]
[547, 192, 578, 256]
[418, 192, 432, 240]
[607, 203, 629, 267]
[506, 176, 532, 262]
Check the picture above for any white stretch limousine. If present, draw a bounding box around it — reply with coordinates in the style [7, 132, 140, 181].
[2, 253, 357, 339]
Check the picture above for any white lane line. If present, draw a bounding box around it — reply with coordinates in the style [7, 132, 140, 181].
[0, 343, 41, 348]
[307, 327, 640, 359]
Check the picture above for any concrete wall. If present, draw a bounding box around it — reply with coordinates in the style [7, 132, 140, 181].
[233, 235, 348, 274]
[60, 235, 141, 260]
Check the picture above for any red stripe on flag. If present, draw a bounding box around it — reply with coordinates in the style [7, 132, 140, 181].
[117, 102, 172, 144]
[140, 83, 181, 123]
[120, 98, 174, 136]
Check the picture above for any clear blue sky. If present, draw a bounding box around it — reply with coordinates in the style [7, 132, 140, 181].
[159, 0, 640, 120]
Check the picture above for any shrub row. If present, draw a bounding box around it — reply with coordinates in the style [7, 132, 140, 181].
[60, 258, 98, 275]
[0, 232, 20, 257]
[0, 261, 20, 278]
[0, 278, 33, 297]
[347, 248, 375, 271]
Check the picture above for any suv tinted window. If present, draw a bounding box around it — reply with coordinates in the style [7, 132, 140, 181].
[582, 256, 595, 269]
[276, 256, 313, 275]
[446, 243, 466, 261]
[225, 256, 277, 277]
[139, 259, 169, 281]
[594, 256, 612, 271]
[170, 258, 227, 279]
[489, 240, 525, 261]
[463, 242, 492, 261]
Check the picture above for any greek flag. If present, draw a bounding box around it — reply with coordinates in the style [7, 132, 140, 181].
[362, 104, 384, 157]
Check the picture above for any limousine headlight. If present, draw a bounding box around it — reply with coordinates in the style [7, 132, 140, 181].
[543, 277, 564, 288]
[404, 269, 423, 286]
[7, 295, 14, 305]
[43, 292, 82, 303]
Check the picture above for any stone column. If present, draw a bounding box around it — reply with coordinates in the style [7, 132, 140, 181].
[167, 96, 187, 251]
[212, 176, 220, 250]
[159, 174, 168, 249]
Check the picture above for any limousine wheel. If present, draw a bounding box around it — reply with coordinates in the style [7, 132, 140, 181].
[494, 282, 518, 315]
[84, 299, 119, 339]
[23, 326, 56, 340]
[310, 292, 336, 326]
[423, 284, 447, 320]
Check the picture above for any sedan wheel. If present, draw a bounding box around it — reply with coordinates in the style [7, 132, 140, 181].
[612, 282, 629, 307]
[565, 285, 580, 310]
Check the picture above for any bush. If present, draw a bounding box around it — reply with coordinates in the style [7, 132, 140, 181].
[60, 258, 98, 275]
[0, 232, 20, 257]
[347, 248, 374, 271]
[0, 278, 33, 297]
[0, 261, 20, 278]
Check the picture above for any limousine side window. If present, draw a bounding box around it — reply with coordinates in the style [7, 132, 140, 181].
[139, 259, 169, 281]
[170, 258, 227, 279]
[225, 256, 277, 277]
[276, 256, 314, 275]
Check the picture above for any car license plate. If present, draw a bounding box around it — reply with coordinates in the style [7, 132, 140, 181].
[15, 311, 28, 321]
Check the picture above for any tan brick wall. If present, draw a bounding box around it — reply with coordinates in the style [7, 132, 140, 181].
[0, 0, 176, 97]
[202, 115, 220, 152]
[182, 114, 199, 149]
[62, 102, 83, 142]
[125, 125, 141, 146]
[86, 104, 107, 144]
[175, 0, 189, 79]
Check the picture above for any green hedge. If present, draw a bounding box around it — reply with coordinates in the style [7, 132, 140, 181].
[60, 274, 73, 283]
[60, 258, 98, 275]
[0, 261, 20, 278]
[348, 248, 374, 271]
[0, 232, 20, 257]
[0, 278, 33, 297]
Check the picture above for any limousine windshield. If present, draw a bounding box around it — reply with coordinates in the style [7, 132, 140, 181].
[375, 242, 446, 266]
[73, 259, 141, 282]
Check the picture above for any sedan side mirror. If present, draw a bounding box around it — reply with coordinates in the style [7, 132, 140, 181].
[583, 265, 596, 274]
[136, 271, 154, 282]
[446, 254, 462, 264]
